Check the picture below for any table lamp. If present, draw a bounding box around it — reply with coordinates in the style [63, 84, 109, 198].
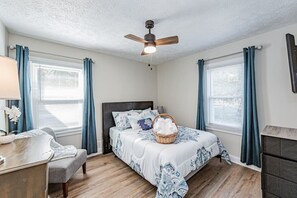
[157, 106, 165, 114]
[0, 56, 20, 165]
[0, 56, 20, 100]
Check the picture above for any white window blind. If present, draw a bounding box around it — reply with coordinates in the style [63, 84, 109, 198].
[205, 56, 244, 133]
[31, 59, 83, 132]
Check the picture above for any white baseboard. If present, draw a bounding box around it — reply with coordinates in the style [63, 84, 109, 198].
[229, 155, 261, 172]
[97, 140, 103, 154]
[97, 147, 103, 155]
[87, 152, 102, 158]
[86, 140, 103, 158]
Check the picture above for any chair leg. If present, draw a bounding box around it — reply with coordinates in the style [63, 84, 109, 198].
[82, 162, 86, 174]
[62, 182, 68, 198]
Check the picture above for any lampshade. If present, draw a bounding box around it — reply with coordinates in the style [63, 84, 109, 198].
[0, 56, 20, 100]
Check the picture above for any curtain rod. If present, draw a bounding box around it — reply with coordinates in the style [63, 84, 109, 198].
[8, 45, 95, 64]
[204, 45, 262, 62]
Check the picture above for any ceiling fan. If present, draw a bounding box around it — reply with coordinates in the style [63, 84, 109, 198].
[124, 20, 179, 55]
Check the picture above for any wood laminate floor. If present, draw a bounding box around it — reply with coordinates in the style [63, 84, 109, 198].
[49, 153, 261, 198]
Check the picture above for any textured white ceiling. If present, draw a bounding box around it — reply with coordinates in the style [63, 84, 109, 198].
[1, 0, 297, 65]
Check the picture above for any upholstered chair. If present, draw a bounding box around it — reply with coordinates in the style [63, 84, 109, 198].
[42, 127, 87, 198]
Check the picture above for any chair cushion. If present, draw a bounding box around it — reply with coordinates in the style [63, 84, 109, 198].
[48, 149, 87, 183]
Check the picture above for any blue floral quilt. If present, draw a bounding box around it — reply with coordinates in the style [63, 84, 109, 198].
[112, 126, 231, 198]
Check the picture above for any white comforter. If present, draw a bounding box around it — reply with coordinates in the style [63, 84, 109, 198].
[111, 126, 231, 198]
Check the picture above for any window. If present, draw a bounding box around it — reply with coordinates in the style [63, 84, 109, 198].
[205, 56, 244, 133]
[31, 58, 83, 133]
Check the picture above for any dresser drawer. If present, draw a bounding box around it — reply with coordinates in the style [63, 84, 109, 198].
[281, 138, 297, 161]
[262, 136, 297, 162]
[262, 154, 280, 176]
[279, 178, 297, 198]
[262, 173, 297, 198]
[263, 154, 297, 183]
[263, 191, 279, 198]
[262, 136, 281, 156]
[280, 158, 297, 183]
[262, 174, 280, 196]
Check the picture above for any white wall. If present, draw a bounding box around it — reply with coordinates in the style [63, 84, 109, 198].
[157, 23, 297, 159]
[0, 20, 8, 131]
[9, 34, 157, 153]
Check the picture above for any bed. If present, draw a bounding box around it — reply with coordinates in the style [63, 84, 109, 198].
[102, 101, 231, 198]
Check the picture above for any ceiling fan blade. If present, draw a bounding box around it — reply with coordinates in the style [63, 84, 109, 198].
[124, 34, 147, 43]
[155, 36, 179, 46]
[141, 50, 149, 56]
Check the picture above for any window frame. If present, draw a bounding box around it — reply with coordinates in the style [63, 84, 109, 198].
[30, 56, 84, 135]
[204, 55, 244, 134]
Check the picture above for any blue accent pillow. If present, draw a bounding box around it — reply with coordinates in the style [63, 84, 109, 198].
[137, 118, 153, 131]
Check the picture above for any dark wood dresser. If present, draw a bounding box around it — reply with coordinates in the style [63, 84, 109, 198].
[262, 125, 297, 198]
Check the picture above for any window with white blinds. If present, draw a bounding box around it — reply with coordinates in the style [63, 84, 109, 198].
[205, 56, 244, 133]
[31, 59, 83, 133]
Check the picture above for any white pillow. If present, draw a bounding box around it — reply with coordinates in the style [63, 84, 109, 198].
[112, 110, 138, 129]
[132, 108, 151, 114]
[140, 109, 159, 121]
[151, 109, 159, 119]
[127, 115, 143, 130]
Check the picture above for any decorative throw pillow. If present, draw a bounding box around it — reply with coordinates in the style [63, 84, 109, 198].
[151, 109, 159, 118]
[140, 109, 159, 121]
[132, 108, 151, 114]
[112, 110, 138, 129]
[127, 115, 142, 130]
[137, 118, 153, 131]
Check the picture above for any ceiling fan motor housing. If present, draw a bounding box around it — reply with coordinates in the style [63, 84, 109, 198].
[145, 20, 154, 29]
[144, 33, 156, 42]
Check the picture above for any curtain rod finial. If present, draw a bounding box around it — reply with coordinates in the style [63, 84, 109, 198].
[255, 45, 262, 50]
[9, 45, 15, 50]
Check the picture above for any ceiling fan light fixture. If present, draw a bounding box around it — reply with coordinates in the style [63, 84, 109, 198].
[124, 20, 178, 56]
[144, 43, 156, 54]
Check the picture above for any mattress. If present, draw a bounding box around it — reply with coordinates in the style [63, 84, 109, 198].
[109, 127, 135, 146]
[109, 126, 118, 146]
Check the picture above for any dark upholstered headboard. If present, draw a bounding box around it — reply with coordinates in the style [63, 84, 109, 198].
[102, 101, 153, 154]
